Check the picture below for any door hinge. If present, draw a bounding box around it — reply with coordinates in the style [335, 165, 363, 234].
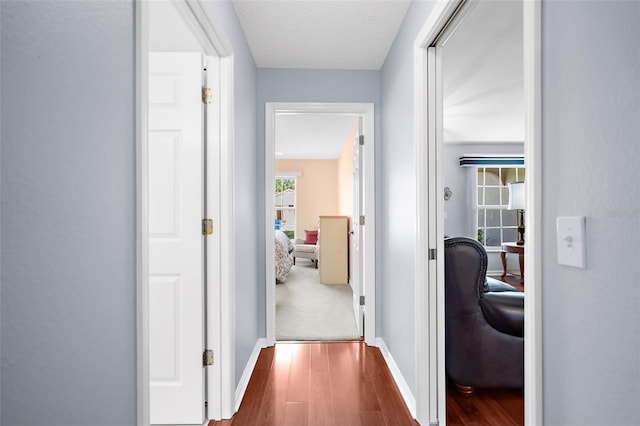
[358, 134, 365, 146]
[359, 215, 365, 226]
[359, 295, 365, 306]
[428, 248, 437, 260]
[203, 349, 214, 367]
[202, 87, 213, 104]
[202, 218, 213, 236]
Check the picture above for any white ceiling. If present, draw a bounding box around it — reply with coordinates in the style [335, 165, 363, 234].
[275, 114, 358, 159]
[232, 0, 411, 70]
[150, 0, 524, 153]
[442, 0, 524, 142]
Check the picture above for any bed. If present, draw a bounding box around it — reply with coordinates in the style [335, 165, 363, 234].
[275, 230, 294, 282]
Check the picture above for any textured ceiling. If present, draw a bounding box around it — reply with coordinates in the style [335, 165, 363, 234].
[232, 0, 411, 70]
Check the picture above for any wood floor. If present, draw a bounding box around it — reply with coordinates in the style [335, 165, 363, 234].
[209, 341, 418, 426]
[210, 275, 523, 425]
[446, 381, 523, 425]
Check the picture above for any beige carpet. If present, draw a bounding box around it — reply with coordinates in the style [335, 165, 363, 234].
[276, 259, 360, 341]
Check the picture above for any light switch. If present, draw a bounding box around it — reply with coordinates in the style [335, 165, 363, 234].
[556, 216, 586, 268]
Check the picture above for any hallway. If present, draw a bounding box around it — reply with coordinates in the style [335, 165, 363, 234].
[210, 341, 418, 425]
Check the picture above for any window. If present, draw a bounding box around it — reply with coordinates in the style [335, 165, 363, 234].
[476, 167, 525, 248]
[275, 177, 296, 240]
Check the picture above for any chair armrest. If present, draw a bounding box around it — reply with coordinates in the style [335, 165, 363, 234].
[479, 291, 524, 337]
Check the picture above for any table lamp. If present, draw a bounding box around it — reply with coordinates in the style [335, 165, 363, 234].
[508, 182, 525, 245]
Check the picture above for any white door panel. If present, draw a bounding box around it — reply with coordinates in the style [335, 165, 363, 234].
[149, 52, 204, 425]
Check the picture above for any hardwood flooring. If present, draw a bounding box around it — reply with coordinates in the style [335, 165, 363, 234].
[211, 275, 523, 425]
[209, 341, 418, 426]
[446, 381, 524, 425]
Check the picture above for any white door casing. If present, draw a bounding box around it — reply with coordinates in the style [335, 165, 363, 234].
[414, 1, 542, 425]
[351, 119, 364, 335]
[265, 103, 376, 346]
[148, 52, 205, 425]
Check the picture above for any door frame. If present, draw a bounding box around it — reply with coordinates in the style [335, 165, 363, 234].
[264, 102, 376, 346]
[136, 1, 236, 424]
[413, 1, 542, 425]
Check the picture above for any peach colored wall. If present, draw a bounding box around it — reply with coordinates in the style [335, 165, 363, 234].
[337, 123, 356, 217]
[275, 159, 338, 238]
[337, 121, 356, 279]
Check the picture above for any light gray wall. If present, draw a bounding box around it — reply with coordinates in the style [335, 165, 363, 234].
[379, 0, 436, 395]
[1, 1, 136, 424]
[0, 1, 259, 422]
[541, 1, 640, 424]
[204, 1, 259, 388]
[0, 4, 3, 421]
[443, 142, 523, 273]
[256, 69, 381, 336]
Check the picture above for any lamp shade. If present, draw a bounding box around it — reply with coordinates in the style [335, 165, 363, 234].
[507, 182, 525, 210]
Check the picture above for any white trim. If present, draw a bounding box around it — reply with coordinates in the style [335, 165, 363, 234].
[523, 1, 543, 424]
[136, 1, 235, 424]
[414, 1, 543, 425]
[175, 0, 232, 57]
[234, 338, 268, 412]
[265, 104, 277, 345]
[376, 338, 417, 419]
[218, 54, 236, 420]
[265, 102, 376, 346]
[205, 53, 236, 421]
[135, 1, 150, 424]
[205, 54, 223, 421]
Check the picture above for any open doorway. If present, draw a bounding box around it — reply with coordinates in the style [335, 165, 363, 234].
[265, 103, 376, 347]
[439, 1, 525, 424]
[273, 114, 360, 341]
[414, 0, 541, 425]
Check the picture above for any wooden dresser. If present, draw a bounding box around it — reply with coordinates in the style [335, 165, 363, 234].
[318, 216, 349, 285]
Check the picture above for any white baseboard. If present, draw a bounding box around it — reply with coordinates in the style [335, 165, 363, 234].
[376, 337, 417, 419]
[234, 338, 267, 412]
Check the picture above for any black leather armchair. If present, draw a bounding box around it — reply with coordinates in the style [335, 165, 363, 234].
[445, 237, 524, 393]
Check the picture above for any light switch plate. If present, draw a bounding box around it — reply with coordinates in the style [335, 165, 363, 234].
[556, 216, 586, 268]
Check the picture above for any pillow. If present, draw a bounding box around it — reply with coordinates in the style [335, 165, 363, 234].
[304, 230, 318, 245]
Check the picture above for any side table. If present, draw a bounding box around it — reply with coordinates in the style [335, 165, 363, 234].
[501, 242, 524, 286]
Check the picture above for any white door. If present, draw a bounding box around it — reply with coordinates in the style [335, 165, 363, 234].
[148, 52, 205, 425]
[351, 118, 364, 335]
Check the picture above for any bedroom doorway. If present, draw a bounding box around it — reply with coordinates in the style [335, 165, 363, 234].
[265, 103, 376, 346]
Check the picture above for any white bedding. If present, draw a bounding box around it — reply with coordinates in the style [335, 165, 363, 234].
[275, 230, 293, 282]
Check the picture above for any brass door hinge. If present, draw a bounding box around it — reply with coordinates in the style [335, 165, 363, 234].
[202, 87, 213, 104]
[202, 219, 213, 236]
[203, 349, 214, 367]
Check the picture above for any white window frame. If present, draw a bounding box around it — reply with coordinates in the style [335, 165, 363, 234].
[475, 166, 525, 251]
[274, 176, 297, 239]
